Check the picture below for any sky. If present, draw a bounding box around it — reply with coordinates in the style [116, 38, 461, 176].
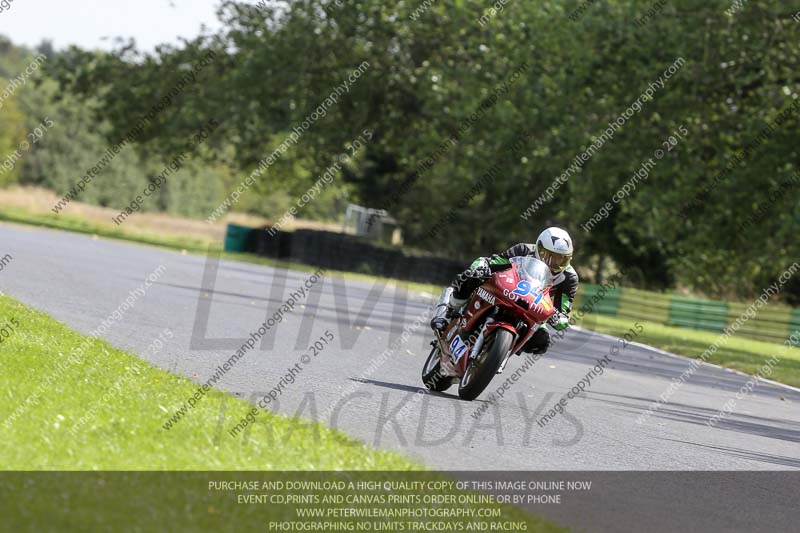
[0, 0, 229, 52]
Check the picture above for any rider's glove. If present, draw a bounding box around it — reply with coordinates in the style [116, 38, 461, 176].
[548, 312, 570, 331]
[467, 258, 492, 279]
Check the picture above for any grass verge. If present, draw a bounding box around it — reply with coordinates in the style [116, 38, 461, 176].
[0, 294, 564, 532]
[0, 293, 416, 470]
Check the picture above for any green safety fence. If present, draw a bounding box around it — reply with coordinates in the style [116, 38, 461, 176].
[572, 283, 620, 316]
[618, 287, 671, 325]
[575, 282, 800, 345]
[726, 302, 792, 344]
[789, 309, 800, 346]
[668, 296, 729, 333]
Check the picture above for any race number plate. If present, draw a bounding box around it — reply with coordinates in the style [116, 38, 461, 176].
[449, 335, 468, 363]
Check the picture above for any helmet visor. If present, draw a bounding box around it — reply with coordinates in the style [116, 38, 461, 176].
[539, 248, 572, 273]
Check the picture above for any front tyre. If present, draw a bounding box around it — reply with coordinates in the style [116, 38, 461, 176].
[422, 343, 452, 392]
[458, 329, 513, 401]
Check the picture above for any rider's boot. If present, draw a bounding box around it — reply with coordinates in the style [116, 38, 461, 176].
[430, 287, 467, 331]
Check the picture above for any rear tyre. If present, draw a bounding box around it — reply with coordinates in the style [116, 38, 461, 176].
[458, 329, 513, 401]
[422, 343, 452, 392]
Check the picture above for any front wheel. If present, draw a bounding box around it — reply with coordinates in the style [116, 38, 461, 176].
[458, 329, 513, 401]
[422, 343, 452, 392]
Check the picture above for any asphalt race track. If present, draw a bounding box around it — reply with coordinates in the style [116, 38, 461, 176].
[2, 223, 799, 531]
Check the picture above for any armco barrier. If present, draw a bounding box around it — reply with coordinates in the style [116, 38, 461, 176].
[788, 309, 800, 346]
[668, 296, 729, 333]
[618, 287, 671, 324]
[726, 302, 793, 344]
[573, 284, 620, 316]
[573, 283, 800, 345]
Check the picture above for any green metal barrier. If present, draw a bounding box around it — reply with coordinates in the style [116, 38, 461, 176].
[789, 309, 800, 346]
[574, 284, 800, 346]
[726, 302, 792, 344]
[617, 288, 671, 324]
[668, 296, 729, 333]
[573, 283, 620, 316]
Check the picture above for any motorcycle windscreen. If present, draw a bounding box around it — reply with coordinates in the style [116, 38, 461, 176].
[509, 256, 555, 299]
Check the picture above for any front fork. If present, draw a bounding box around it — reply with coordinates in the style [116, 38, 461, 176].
[431, 287, 454, 326]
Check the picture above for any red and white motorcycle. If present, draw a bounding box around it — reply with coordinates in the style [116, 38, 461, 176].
[422, 257, 557, 400]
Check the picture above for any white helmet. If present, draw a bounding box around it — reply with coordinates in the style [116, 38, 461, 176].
[535, 227, 573, 274]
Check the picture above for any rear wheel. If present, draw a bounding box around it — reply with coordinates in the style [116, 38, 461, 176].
[422, 343, 452, 392]
[458, 329, 513, 401]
